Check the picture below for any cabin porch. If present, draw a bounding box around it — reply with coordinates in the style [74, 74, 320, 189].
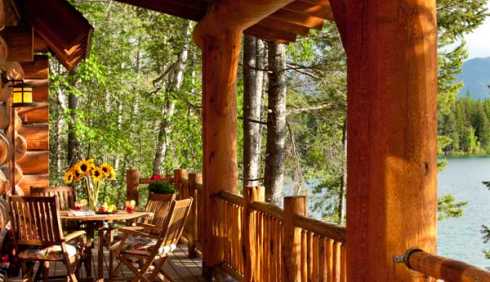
[1, 0, 490, 281]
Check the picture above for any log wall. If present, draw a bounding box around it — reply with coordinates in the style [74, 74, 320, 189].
[0, 47, 49, 195]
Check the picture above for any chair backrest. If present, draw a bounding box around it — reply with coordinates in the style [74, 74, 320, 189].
[145, 193, 176, 226]
[8, 196, 63, 247]
[31, 186, 76, 211]
[0, 197, 9, 229]
[157, 198, 193, 248]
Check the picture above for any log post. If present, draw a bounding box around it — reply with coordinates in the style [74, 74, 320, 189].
[194, 28, 241, 278]
[244, 186, 265, 282]
[283, 196, 306, 282]
[126, 169, 140, 205]
[343, 0, 438, 281]
[174, 169, 188, 197]
[188, 173, 201, 258]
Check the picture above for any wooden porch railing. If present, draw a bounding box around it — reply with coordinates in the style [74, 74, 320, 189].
[127, 168, 490, 282]
[400, 249, 490, 282]
[213, 188, 347, 282]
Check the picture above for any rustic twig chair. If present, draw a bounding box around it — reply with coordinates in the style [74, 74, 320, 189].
[8, 196, 87, 282]
[111, 198, 193, 281]
[31, 186, 76, 211]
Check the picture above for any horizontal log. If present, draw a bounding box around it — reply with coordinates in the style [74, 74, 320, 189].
[18, 124, 48, 150]
[23, 79, 49, 102]
[0, 36, 6, 64]
[0, 26, 33, 62]
[18, 104, 48, 124]
[115, 0, 206, 21]
[15, 134, 27, 160]
[245, 25, 296, 43]
[1, 163, 23, 185]
[0, 105, 23, 130]
[214, 191, 246, 206]
[4, 61, 23, 80]
[293, 214, 346, 242]
[0, 133, 7, 166]
[17, 173, 49, 195]
[17, 151, 48, 174]
[405, 249, 490, 281]
[33, 33, 48, 52]
[269, 9, 324, 29]
[249, 201, 284, 220]
[0, 168, 8, 194]
[20, 55, 48, 79]
[283, 0, 333, 20]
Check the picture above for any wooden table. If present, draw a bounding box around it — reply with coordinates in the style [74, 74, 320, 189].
[60, 210, 151, 281]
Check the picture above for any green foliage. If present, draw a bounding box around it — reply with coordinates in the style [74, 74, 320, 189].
[440, 97, 490, 156]
[148, 181, 176, 194]
[437, 194, 467, 221]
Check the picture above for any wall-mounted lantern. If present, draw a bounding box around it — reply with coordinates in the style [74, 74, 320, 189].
[11, 80, 34, 107]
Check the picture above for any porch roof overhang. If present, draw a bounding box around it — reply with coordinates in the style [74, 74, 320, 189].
[115, 0, 333, 43]
[4, 0, 93, 71]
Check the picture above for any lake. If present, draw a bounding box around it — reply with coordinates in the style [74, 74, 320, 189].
[438, 157, 490, 268]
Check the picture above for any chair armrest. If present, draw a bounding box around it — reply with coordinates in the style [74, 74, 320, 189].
[118, 226, 159, 239]
[136, 223, 159, 231]
[64, 230, 86, 242]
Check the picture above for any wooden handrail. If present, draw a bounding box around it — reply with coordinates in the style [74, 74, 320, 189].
[248, 201, 284, 220]
[293, 214, 346, 242]
[402, 249, 490, 281]
[214, 191, 247, 206]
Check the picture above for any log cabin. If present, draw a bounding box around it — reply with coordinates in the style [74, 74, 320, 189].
[0, 0, 489, 281]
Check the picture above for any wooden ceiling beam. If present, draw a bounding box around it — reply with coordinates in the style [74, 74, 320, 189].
[20, 55, 48, 80]
[114, 0, 207, 21]
[23, 0, 92, 71]
[245, 24, 297, 43]
[1, 26, 33, 62]
[257, 17, 310, 36]
[283, 0, 333, 20]
[268, 8, 325, 29]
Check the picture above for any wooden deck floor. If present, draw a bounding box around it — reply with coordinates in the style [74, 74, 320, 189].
[10, 244, 207, 282]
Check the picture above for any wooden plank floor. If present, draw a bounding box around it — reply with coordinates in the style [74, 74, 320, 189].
[9, 244, 206, 281]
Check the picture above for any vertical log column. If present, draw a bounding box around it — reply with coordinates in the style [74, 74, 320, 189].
[195, 30, 241, 277]
[344, 0, 438, 281]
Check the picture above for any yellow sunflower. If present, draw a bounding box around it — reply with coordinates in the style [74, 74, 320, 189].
[100, 163, 114, 178]
[90, 167, 104, 182]
[77, 159, 92, 175]
[63, 169, 74, 184]
[73, 168, 83, 182]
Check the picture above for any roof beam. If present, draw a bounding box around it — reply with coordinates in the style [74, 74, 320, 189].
[24, 0, 92, 70]
[268, 8, 325, 29]
[283, 0, 333, 20]
[0, 26, 33, 62]
[245, 24, 297, 43]
[114, 0, 207, 21]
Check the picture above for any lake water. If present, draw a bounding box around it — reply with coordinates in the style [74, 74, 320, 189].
[438, 157, 490, 268]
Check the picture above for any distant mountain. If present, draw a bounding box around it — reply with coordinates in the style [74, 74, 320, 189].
[458, 57, 490, 100]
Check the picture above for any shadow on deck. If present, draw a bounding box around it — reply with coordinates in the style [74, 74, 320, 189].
[9, 245, 207, 282]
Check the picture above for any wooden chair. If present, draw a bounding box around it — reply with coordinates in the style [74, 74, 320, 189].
[142, 193, 176, 227]
[31, 186, 76, 211]
[111, 198, 193, 281]
[8, 196, 87, 282]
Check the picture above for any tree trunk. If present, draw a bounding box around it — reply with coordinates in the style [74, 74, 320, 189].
[264, 42, 287, 203]
[243, 36, 265, 187]
[152, 22, 192, 175]
[67, 91, 79, 164]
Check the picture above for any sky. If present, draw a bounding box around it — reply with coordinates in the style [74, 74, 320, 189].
[466, 7, 490, 59]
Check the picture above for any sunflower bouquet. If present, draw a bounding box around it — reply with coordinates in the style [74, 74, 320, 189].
[63, 159, 116, 211]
